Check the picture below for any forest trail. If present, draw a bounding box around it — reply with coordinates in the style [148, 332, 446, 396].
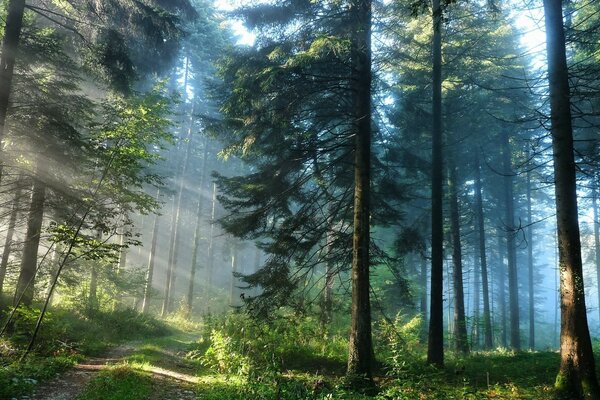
[23, 331, 201, 400]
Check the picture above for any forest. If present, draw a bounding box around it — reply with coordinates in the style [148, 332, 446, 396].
[0, 0, 599, 399]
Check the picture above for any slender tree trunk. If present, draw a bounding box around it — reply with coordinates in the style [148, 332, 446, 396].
[474, 156, 493, 349]
[187, 138, 210, 313]
[229, 245, 238, 307]
[497, 233, 507, 348]
[448, 163, 469, 354]
[347, 0, 373, 379]
[420, 257, 428, 327]
[0, 0, 25, 143]
[502, 132, 520, 350]
[162, 103, 195, 316]
[472, 246, 480, 349]
[0, 179, 22, 296]
[593, 186, 600, 333]
[142, 191, 160, 314]
[88, 230, 102, 314]
[206, 182, 217, 289]
[14, 179, 45, 307]
[427, 0, 444, 368]
[526, 153, 535, 350]
[544, 1, 600, 397]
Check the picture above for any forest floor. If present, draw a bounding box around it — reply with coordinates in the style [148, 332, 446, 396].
[20, 331, 200, 400]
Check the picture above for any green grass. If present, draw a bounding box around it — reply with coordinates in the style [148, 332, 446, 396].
[76, 365, 152, 400]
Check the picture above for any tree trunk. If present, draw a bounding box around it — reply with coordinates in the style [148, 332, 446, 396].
[162, 103, 195, 316]
[88, 229, 102, 314]
[0, 0, 25, 142]
[474, 156, 493, 349]
[420, 258, 427, 329]
[472, 245, 480, 349]
[448, 163, 469, 354]
[142, 191, 160, 314]
[187, 138, 210, 313]
[427, 0, 444, 367]
[526, 152, 535, 350]
[497, 233, 507, 348]
[502, 132, 520, 350]
[206, 182, 217, 288]
[544, 0, 600, 397]
[14, 179, 45, 307]
[347, 0, 373, 379]
[229, 245, 238, 307]
[0, 179, 22, 297]
[593, 186, 600, 333]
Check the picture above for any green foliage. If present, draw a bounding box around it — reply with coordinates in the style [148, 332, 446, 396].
[0, 354, 77, 399]
[76, 365, 152, 400]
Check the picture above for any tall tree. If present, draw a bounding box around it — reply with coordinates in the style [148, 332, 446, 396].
[427, 0, 444, 367]
[543, 0, 600, 397]
[347, 0, 374, 378]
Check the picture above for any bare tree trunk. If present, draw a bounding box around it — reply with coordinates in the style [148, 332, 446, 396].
[162, 102, 195, 316]
[88, 230, 102, 314]
[187, 138, 210, 313]
[544, 0, 600, 397]
[0, 178, 22, 296]
[526, 152, 535, 350]
[347, 0, 373, 379]
[502, 132, 520, 350]
[142, 193, 160, 314]
[14, 179, 45, 307]
[497, 233, 507, 348]
[593, 186, 600, 333]
[472, 246, 480, 349]
[448, 163, 468, 355]
[474, 157, 493, 349]
[427, 0, 444, 368]
[229, 245, 238, 307]
[0, 0, 25, 142]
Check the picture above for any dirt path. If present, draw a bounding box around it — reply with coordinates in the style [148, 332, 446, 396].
[21, 333, 200, 400]
[23, 344, 135, 400]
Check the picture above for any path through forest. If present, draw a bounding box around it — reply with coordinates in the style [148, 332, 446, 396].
[22, 332, 200, 400]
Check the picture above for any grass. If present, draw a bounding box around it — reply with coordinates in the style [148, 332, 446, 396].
[76, 365, 152, 400]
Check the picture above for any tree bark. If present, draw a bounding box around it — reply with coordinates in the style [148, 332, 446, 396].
[14, 179, 45, 307]
[593, 186, 600, 333]
[474, 156, 493, 349]
[427, 0, 444, 367]
[0, 0, 25, 143]
[497, 232, 507, 348]
[0, 179, 22, 297]
[544, 0, 600, 397]
[142, 190, 160, 314]
[162, 103, 195, 316]
[526, 152, 535, 350]
[187, 138, 210, 313]
[347, 0, 373, 379]
[448, 163, 469, 354]
[502, 132, 520, 350]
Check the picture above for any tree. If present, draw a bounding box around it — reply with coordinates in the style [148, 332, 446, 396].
[543, 0, 600, 397]
[347, 0, 373, 378]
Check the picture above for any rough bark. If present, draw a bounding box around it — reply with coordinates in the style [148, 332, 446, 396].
[502, 132, 520, 350]
[427, 0, 444, 367]
[474, 156, 493, 349]
[448, 163, 469, 354]
[544, 0, 600, 397]
[14, 179, 46, 307]
[347, 0, 373, 379]
[0, 0, 25, 142]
